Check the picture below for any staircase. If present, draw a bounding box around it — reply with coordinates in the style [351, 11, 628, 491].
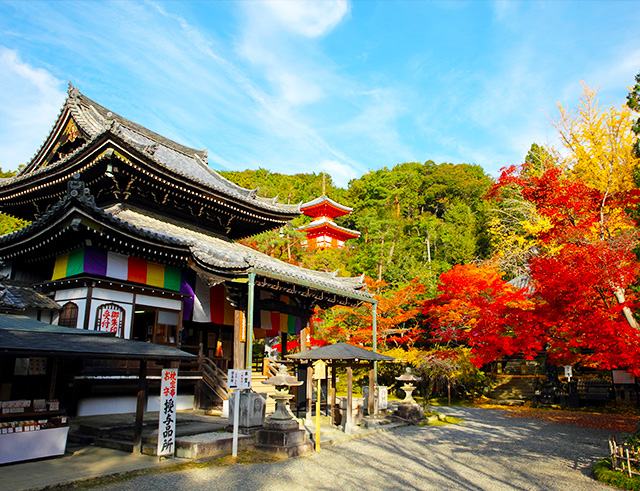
[489, 375, 543, 401]
[196, 355, 229, 410]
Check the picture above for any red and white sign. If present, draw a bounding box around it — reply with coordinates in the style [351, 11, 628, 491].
[157, 368, 178, 457]
[95, 303, 125, 336]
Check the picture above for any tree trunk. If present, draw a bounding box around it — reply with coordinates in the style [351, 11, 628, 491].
[613, 286, 640, 329]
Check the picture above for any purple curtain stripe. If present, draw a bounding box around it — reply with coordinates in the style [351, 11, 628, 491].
[84, 247, 108, 276]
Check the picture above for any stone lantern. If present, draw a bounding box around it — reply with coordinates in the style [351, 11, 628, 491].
[255, 364, 312, 456]
[262, 364, 303, 430]
[396, 367, 420, 404]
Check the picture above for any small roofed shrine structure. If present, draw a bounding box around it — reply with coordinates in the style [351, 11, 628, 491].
[297, 185, 360, 250]
[0, 314, 194, 459]
[288, 343, 393, 433]
[0, 84, 378, 416]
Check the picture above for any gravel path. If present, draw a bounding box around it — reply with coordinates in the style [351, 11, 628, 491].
[95, 407, 615, 491]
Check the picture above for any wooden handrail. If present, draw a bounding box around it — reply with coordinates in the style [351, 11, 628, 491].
[197, 343, 229, 402]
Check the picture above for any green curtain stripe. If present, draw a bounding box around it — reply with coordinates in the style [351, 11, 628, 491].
[66, 249, 85, 276]
[287, 315, 297, 335]
[163, 266, 181, 291]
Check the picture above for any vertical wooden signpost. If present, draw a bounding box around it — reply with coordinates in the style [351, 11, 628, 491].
[157, 368, 178, 458]
[312, 360, 326, 452]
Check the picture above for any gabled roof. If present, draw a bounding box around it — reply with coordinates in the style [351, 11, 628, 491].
[0, 178, 371, 304]
[8, 84, 299, 216]
[287, 342, 394, 361]
[300, 195, 352, 218]
[297, 216, 361, 238]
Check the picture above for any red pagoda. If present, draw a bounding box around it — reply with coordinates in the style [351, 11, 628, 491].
[298, 195, 360, 249]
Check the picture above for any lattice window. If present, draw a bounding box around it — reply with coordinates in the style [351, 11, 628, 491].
[58, 302, 79, 328]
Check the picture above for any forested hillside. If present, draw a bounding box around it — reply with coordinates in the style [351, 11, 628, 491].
[221, 160, 493, 289]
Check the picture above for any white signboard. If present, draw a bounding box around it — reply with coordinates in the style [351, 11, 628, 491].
[563, 365, 573, 381]
[377, 386, 388, 410]
[157, 368, 178, 457]
[227, 369, 251, 390]
[95, 303, 125, 336]
[612, 370, 636, 385]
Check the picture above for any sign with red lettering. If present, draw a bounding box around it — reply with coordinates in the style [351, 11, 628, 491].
[157, 368, 178, 457]
[95, 303, 125, 336]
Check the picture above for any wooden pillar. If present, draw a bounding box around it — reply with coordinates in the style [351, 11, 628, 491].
[330, 363, 337, 426]
[299, 327, 308, 352]
[280, 332, 288, 359]
[325, 363, 330, 416]
[48, 357, 59, 400]
[368, 363, 375, 416]
[345, 365, 353, 433]
[132, 359, 147, 454]
[233, 310, 245, 369]
[305, 364, 313, 422]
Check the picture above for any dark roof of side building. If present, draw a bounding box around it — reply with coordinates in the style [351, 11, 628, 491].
[0, 280, 60, 312]
[0, 314, 195, 360]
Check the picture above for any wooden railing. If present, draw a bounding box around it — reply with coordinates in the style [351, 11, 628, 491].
[196, 344, 229, 404]
[609, 436, 640, 477]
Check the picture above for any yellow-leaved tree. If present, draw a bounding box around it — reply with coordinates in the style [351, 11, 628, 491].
[556, 84, 640, 195]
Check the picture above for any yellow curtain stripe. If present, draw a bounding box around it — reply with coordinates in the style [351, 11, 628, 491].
[52, 254, 69, 280]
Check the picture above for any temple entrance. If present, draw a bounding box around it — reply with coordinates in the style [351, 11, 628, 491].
[132, 307, 179, 345]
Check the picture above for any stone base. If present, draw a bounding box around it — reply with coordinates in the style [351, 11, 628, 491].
[225, 424, 264, 435]
[255, 427, 313, 458]
[395, 402, 424, 423]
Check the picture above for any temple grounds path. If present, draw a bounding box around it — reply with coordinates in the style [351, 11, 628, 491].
[95, 407, 613, 491]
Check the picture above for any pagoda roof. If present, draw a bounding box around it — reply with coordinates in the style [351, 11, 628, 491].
[6, 84, 299, 217]
[300, 195, 352, 218]
[297, 217, 361, 239]
[0, 179, 370, 305]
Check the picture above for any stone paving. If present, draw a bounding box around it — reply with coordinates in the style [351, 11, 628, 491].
[94, 407, 617, 491]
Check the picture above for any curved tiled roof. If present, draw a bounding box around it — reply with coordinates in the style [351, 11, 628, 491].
[300, 195, 353, 214]
[0, 177, 368, 302]
[9, 84, 299, 216]
[106, 204, 369, 299]
[297, 216, 360, 238]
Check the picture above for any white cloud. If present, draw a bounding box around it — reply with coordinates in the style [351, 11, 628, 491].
[318, 159, 358, 187]
[492, 0, 518, 24]
[0, 47, 65, 169]
[261, 0, 349, 38]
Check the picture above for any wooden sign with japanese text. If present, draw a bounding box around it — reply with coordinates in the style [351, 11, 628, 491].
[157, 368, 178, 457]
[95, 303, 125, 336]
[227, 369, 251, 390]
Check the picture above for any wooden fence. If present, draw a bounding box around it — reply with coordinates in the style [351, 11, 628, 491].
[609, 436, 640, 477]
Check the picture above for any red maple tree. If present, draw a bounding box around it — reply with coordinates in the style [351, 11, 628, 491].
[427, 163, 640, 375]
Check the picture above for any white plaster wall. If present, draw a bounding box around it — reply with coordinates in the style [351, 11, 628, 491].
[52, 298, 86, 329]
[136, 294, 181, 311]
[77, 395, 194, 416]
[54, 288, 88, 302]
[92, 288, 134, 304]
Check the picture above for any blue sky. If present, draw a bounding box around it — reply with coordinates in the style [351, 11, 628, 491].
[1, 0, 639, 187]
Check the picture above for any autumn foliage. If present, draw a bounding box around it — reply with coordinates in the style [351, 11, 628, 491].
[424, 263, 540, 366]
[428, 157, 640, 375]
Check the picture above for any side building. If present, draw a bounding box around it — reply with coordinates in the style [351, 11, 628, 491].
[0, 85, 374, 416]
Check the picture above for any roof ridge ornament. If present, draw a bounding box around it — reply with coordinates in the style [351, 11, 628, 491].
[67, 82, 79, 98]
